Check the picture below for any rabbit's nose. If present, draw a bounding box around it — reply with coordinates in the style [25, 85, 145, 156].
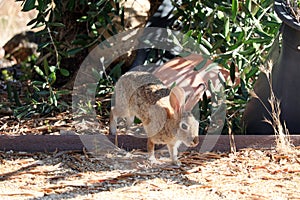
[191, 136, 199, 147]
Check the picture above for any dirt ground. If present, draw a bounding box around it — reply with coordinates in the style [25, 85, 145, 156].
[1, 2, 300, 199]
[1, 146, 300, 200]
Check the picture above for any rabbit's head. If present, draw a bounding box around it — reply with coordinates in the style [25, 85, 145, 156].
[176, 112, 199, 147]
[169, 86, 200, 147]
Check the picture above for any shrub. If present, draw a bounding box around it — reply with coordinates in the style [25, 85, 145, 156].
[173, 0, 281, 133]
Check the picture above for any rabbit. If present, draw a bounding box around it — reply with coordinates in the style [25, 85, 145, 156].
[109, 71, 200, 165]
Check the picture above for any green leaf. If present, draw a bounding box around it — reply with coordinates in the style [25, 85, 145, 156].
[232, 0, 238, 22]
[201, 37, 213, 50]
[246, 0, 252, 13]
[208, 80, 217, 102]
[179, 51, 192, 57]
[37, 0, 45, 10]
[199, 44, 210, 55]
[43, 59, 49, 76]
[194, 58, 208, 71]
[240, 79, 248, 100]
[49, 66, 56, 73]
[34, 65, 45, 77]
[60, 68, 70, 77]
[48, 22, 65, 27]
[239, 47, 255, 55]
[48, 72, 56, 85]
[27, 18, 37, 26]
[245, 38, 270, 44]
[66, 0, 75, 10]
[245, 67, 258, 80]
[109, 61, 124, 79]
[212, 38, 225, 51]
[77, 16, 88, 22]
[32, 84, 40, 91]
[38, 42, 50, 50]
[31, 81, 45, 86]
[49, 90, 57, 107]
[36, 90, 49, 96]
[120, 7, 125, 27]
[13, 88, 22, 106]
[170, 82, 177, 89]
[230, 61, 236, 84]
[67, 47, 83, 56]
[224, 17, 230, 41]
[55, 90, 70, 95]
[96, 0, 106, 7]
[218, 72, 226, 87]
[35, 28, 48, 36]
[22, 0, 36, 11]
[205, 62, 219, 72]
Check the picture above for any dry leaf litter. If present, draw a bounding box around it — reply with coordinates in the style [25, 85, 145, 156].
[0, 146, 300, 200]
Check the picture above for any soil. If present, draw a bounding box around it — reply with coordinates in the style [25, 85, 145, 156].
[1, 147, 300, 200]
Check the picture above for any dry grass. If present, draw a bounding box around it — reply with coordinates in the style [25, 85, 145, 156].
[0, 0, 37, 46]
[250, 61, 296, 155]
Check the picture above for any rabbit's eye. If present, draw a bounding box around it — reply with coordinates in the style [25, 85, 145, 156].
[180, 122, 189, 131]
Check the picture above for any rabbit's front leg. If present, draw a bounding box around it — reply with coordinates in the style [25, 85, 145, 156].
[167, 141, 182, 165]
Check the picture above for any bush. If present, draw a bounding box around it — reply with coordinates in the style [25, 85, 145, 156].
[13, 0, 125, 117]
[173, 0, 281, 133]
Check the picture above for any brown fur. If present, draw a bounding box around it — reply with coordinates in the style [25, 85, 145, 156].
[109, 71, 199, 165]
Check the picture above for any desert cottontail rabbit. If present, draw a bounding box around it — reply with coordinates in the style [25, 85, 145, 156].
[109, 71, 199, 165]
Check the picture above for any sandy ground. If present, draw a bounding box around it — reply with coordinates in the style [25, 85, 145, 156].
[1, 147, 300, 200]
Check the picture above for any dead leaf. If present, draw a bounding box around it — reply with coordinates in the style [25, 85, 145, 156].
[181, 167, 201, 174]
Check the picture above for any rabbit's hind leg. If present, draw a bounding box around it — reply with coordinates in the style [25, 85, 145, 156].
[109, 106, 131, 135]
[109, 106, 118, 135]
[125, 116, 134, 128]
[147, 139, 161, 164]
[147, 139, 155, 160]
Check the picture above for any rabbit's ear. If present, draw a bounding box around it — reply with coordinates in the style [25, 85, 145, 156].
[184, 83, 206, 111]
[169, 86, 185, 114]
